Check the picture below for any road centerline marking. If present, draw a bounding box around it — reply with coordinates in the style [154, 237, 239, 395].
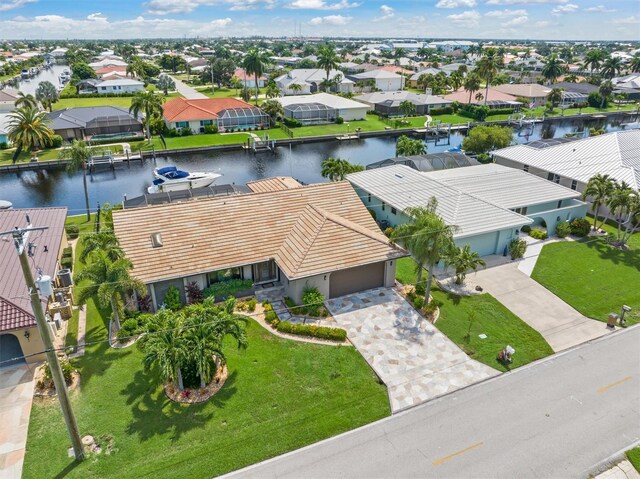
[432, 442, 483, 466]
[597, 376, 632, 394]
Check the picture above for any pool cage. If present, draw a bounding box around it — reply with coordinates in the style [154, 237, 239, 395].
[84, 114, 143, 136]
[217, 107, 270, 130]
[284, 103, 338, 125]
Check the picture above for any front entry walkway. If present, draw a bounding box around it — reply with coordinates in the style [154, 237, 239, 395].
[0, 365, 35, 479]
[326, 288, 499, 412]
[473, 263, 608, 352]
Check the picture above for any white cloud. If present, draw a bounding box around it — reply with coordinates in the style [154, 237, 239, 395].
[288, 0, 360, 10]
[552, 3, 578, 15]
[447, 10, 481, 26]
[486, 0, 566, 4]
[610, 16, 639, 24]
[210, 17, 232, 27]
[308, 14, 351, 25]
[584, 5, 615, 13]
[373, 4, 394, 22]
[86, 12, 108, 21]
[485, 8, 527, 16]
[504, 15, 528, 25]
[0, 0, 36, 11]
[436, 0, 476, 8]
[145, 0, 271, 15]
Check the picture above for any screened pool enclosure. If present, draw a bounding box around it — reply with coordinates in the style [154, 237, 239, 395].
[284, 102, 338, 125]
[217, 107, 270, 130]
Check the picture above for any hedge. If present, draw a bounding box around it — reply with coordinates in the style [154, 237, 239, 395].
[276, 321, 347, 342]
[60, 91, 139, 99]
[65, 224, 79, 239]
[430, 106, 453, 115]
[203, 279, 254, 300]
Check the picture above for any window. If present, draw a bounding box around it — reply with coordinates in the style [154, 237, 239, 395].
[200, 119, 213, 126]
[382, 202, 386, 211]
[368, 194, 371, 203]
[101, 86, 106, 91]
[557, 200, 562, 209]
[150, 233, 163, 248]
[571, 180, 578, 190]
[513, 206, 528, 215]
[208, 267, 243, 285]
[391, 207, 397, 215]
[175, 121, 189, 128]
[523, 165, 529, 172]
[547, 172, 560, 184]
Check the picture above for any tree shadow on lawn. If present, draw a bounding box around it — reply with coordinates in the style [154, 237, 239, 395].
[121, 367, 238, 442]
[72, 341, 134, 389]
[582, 238, 640, 271]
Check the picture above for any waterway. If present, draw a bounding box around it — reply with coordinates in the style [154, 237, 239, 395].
[12, 64, 69, 95]
[0, 116, 637, 215]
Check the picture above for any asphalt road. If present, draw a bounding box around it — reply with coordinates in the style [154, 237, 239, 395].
[222, 327, 640, 479]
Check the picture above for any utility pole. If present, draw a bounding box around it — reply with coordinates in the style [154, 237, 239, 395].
[0, 217, 84, 461]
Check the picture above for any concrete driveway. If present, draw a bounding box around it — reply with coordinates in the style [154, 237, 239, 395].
[326, 288, 499, 412]
[169, 75, 208, 99]
[0, 365, 35, 479]
[474, 263, 608, 352]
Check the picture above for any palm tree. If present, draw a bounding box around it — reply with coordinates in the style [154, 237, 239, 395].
[156, 74, 176, 95]
[129, 90, 164, 140]
[289, 82, 303, 95]
[541, 54, 566, 84]
[598, 80, 614, 109]
[35, 81, 58, 112]
[59, 140, 92, 221]
[80, 231, 123, 263]
[463, 74, 481, 104]
[444, 245, 486, 285]
[265, 82, 280, 99]
[600, 57, 623, 80]
[142, 310, 187, 390]
[320, 157, 364, 181]
[399, 100, 416, 117]
[230, 76, 243, 96]
[126, 56, 146, 79]
[546, 87, 563, 109]
[630, 55, 640, 74]
[7, 107, 54, 163]
[582, 174, 614, 231]
[316, 44, 340, 92]
[448, 71, 464, 91]
[582, 49, 606, 75]
[242, 47, 271, 105]
[475, 48, 502, 105]
[391, 198, 457, 302]
[396, 135, 426, 157]
[475, 92, 485, 103]
[606, 181, 634, 242]
[14, 92, 38, 109]
[564, 73, 579, 83]
[76, 251, 146, 331]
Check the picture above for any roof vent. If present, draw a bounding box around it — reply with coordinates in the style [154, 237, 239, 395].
[150, 233, 163, 248]
[395, 173, 404, 179]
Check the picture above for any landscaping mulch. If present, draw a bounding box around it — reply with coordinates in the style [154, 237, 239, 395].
[164, 365, 228, 404]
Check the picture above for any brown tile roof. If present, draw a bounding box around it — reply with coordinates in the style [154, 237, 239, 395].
[246, 177, 302, 193]
[0, 297, 35, 332]
[0, 208, 67, 332]
[444, 88, 518, 104]
[112, 181, 405, 283]
[162, 97, 259, 122]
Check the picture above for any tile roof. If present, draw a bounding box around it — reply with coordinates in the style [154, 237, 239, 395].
[246, 177, 302, 193]
[444, 88, 518, 104]
[0, 297, 35, 332]
[162, 97, 258, 122]
[493, 83, 551, 98]
[112, 181, 405, 283]
[354, 91, 452, 107]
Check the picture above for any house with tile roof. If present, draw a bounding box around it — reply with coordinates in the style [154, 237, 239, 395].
[444, 87, 521, 108]
[233, 68, 267, 89]
[0, 208, 69, 368]
[162, 97, 269, 133]
[354, 91, 452, 116]
[274, 69, 354, 96]
[112, 181, 406, 309]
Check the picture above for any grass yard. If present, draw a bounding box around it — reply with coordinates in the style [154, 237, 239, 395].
[627, 447, 640, 473]
[52, 92, 181, 111]
[531, 237, 640, 325]
[199, 87, 245, 99]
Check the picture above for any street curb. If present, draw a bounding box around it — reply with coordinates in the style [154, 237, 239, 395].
[584, 439, 640, 478]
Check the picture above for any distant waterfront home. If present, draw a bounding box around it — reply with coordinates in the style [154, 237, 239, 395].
[354, 91, 452, 116]
[276, 93, 369, 124]
[0, 207, 68, 367]
[162, 97, 270, 133]
[366, 152, 479, 172]
[96, 79, 144, 94]
[233, 68, 267, 89]
[0, 88, 19, 113]
[492, 83, 551, 108]
[347, 69, 403, 92]
[45, 106, 143, 141]
[274, 69, 354, 96]
[443, 87, 521, 109]
[112, 181, 406, 309]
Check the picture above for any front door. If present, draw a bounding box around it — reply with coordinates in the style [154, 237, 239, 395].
[253, 260, 277, 284]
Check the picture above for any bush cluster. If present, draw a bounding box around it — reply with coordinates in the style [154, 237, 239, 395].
[509, 238, 527, 260]
[236, 298, 257, 312]
[430, 106, 453, 115]
[335, 116, 344, 124]
[383, 227, 394, 238]
[203, 279, 254, 300]
[529, 228, 548, 240]
[60, 91, 138, 99]
[65, 224, 79, 239]
[0, 142, 8, 150]
[60, 245, 73, 271]
[521, 225, 531, 233]
[163, 286, 182, 311]
[42, 360, 75, 387]
[301, 286, 325, 317]
[276, 321, 347, 341]
[555, 221, 572, 238]
[283, 117, 303, 128]
[203, 124, 219, 134]
[570, 217, 591, 237]
[424, 299, 443, 315]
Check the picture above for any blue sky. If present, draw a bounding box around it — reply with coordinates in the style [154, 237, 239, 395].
[0, 0, 638, 40]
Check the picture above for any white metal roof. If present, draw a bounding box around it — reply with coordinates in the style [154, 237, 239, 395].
[347, 165, 531, 239]
[493, 129, 640, 190]
[277, 93, 369, 111]
[98, 79, 144, 87]
[351, 69, 402, 80]
[426, 164, 583, 209]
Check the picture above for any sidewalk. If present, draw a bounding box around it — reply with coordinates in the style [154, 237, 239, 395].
[169, 76, 207, 99]
[596, 461, 640, 479]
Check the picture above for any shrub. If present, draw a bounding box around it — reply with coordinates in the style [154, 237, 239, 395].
[0, 142, 8, 150]
[65, 224, 79, 239]
[413, 296, 424, 310]
[414, 282, 426, 296]
[430, 106, 453, 115]
[265, 310, 277, 323]
[203, 124, 218, 134]
[203, 279, 254, 300]
[185, 281, 204, 304]
[529, 228, 548, 240]
[43, 360, 74, 386]
[60, 256, 73, 271]
[283, 117, 302, 128]
[509, 238, 527, 260]
[384, 227, 394, 237]
[246, 298, 257, 312]
[263, 302, 273, 311]
[302, 286, 325, 317]
[163, 286, 182, 311]
[424, 298, 443, 315]
[179, 127, 192, 136]
[570, 217, 591, 237]
[335, 116, 344, 124]
[555, 221, 571, 238]
[117, 318, 141, 342]
[521, 225, 531, 233]
[276, 321, 347, 341]
[476, 153, 492, 164]
[48, 135, 63, 148]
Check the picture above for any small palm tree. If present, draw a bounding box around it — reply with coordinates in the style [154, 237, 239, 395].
[541, 54, 566, 84]
[599, 80, 614, 109]
[142, 311, 187, 390]
[320, 157, 364, 181]
[14, 92, 38, 109]
[7, 107, 54, 163]
[464, 74, 481, 104]
[546, 87, 564, 109]
[242, 47, 271, 105]
[289, 82, 303, 95]
[606, 181, 634, 242]
[317, 44, 340, 92]
[156, 75, 176, 95]
[35, 81, 59, 112]
[582, 174, 614, 231]
[396, 135, 426, 157]
[59, 140, 92, 221]
[600, 57, 623, 80]
[80, 231, 123, 263]
[129, 90, 164, 140]
[444, 245, 486, 285]
[630, 55, 640, 74]
[399, 100, 416, 117]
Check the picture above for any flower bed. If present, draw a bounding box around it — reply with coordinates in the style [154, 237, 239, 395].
[164, 365, 228, 404]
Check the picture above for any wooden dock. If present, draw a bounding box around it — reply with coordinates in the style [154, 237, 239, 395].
[336, 134, 359, 141]
[88, 153, 143, 172]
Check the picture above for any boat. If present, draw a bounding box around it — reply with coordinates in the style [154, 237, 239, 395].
[147, 166, 221, 194]
[446, 146, 462, 153]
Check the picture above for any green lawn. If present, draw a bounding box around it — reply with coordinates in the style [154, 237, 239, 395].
[395, 256, 424, 286]
[531, 237, 640, 325]
[198, 87, 244, 99]
[53, 92, 180, 111]
[627, 447, 640, 473]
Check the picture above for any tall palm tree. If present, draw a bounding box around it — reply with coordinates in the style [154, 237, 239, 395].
[59, 140, 92, 221]
[316, 44, 340, 92]
[35, 81, 59, 112]
[600, 57, 623, 80]
[14, 92, 38, 109]
[444, 245, 486, 285]
[475, 48, 502, 105]
[564, 73, 579, 83]
[320, 157, 364, 181]
[142, 311, 187, 390]
[391, 198, 457, 302]
[546, 87, 563, 108]
[7, 107, 54, 163]
[598, 80, 614, 109]
[463, 74, 481, 104]
[582, 49, 606, 75]
[80, 231, 123, 263]
[242, 47, 271, 105]
[448, 71, 464, 91]
[129, 90, 164, 140]
[290, 82, 303, 95]
[76, 250, 146, 331]
[630, 55, 640, 74]
[606, 181, 634, 242]
[126, 56, 146, 79]
[582, 174, 614, 231]
[541, 54, 566, 84]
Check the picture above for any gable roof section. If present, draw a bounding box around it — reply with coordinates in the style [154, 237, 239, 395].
[112, 182, 405, 283]
[162, 97, 258, 122]
[46, 106, 141, 130]
[246, 176, 302, 193]
[0, 297, 35, 332]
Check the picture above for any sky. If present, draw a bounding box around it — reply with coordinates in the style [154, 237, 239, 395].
[0, 0, 638, 41]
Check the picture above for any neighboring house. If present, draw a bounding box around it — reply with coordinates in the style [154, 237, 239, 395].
[233, 68, 267, 89]
[347, 163, 586, 256]
[0, 88, 19, 113]
[96, 79, 145, 94]
[444, 87, 521, 108]
[0, 207, 69, 368]
[45, 106, 143, 141]
[427, 41, 477, 53]
[274, 69, 354, 95]
[276, 93, 369, 124]
[493, 83, 551, 108]
[88, 58, 128, 69]
[162, 97, 270, 133]
[611, 74, 640, 100]
[348, 69, 403, 92]
[0, 116, 9, 145]
[112, 181, 406, 309]
[366, 152, 480, 172]
[493, 130, 640, 197]
[339, 62, 365, 74]
[553, 81, 597, 105]
[354, 91, 452, 116]
[94, 65, 128, 79]
[50, 47, 68, 58]
[408, 68, 445, 88]
[76, 79, 101, 94]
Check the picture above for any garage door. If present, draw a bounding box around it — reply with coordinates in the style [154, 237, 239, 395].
[329, 262, 385, 299]
[0, 334, 26, 368]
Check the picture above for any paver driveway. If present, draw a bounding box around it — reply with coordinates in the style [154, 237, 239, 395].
[326, 288, 499, 412]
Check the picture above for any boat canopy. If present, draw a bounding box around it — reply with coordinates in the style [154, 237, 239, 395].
[156, 166, 178, 175]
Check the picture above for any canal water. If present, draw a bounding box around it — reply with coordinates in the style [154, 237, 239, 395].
[0, 117, 637, 215]
[12, 64, 69, 95]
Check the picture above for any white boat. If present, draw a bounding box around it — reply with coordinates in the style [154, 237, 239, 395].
[147, 166, 221, 194]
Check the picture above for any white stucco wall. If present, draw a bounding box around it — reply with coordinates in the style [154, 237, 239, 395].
[338, 106, 369, 121]
[282, 272, 330, 304]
